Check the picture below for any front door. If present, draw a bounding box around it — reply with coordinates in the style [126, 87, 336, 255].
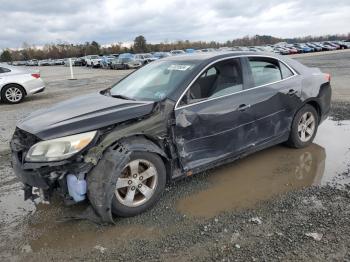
[174, 58, 257, 171]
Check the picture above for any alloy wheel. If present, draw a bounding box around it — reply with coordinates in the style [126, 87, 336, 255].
[115, 159, 158, 207]
[297, 112, 316, 142]
[5, 87, 23, 103]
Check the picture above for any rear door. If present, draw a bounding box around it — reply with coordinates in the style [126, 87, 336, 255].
[242, 56, 302, 145]
[0, 67, 12, 87]
[0, 68, 4, 87]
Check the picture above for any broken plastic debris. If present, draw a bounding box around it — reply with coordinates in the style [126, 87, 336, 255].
[230, 232, 240, 243]
[249, 217, 263, 225]
[21, 244, 32, 253]
[94, 245, 107, 253]
[305, 232, 323, 241]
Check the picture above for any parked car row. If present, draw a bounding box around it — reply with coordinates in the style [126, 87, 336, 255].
[255, 40, 350, 55]
[11, 59, 65, 66]
[8, 40, 350, 69]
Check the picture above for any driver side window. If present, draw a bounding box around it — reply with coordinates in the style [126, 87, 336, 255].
[181, 58, 243, 105]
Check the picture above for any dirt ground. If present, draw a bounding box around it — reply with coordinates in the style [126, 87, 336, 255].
[0, 51, 350, 261]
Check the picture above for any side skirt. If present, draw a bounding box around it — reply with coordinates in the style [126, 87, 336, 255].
[174, 132, 290, 178]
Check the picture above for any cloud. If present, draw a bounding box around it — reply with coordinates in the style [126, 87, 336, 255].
[0, 0, 349, 49]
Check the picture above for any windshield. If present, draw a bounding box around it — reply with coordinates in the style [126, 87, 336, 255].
[118, 58, 131, 63]
[119, 53, 133, 58]
[110, 60, 198, 101]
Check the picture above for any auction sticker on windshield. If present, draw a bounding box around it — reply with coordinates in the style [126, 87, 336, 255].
[167, 64, 193, 71]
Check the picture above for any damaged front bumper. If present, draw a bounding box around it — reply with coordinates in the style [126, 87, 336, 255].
[10, 127, 94, 199]
[11, 148, 94, 202]
[10, 128, 133, 224]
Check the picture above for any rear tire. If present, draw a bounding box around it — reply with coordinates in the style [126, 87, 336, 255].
[286, 104, 318, 148]
[111, 151, 166, 217]
[1, 84, 26, 104]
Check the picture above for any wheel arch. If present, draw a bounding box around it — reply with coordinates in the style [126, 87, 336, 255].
[116, 135, 168, 158]
[111, 134, 172, 182]
[289, 99, 322, 133]
[303, 98, 322, 121]
[1, 83, 27, 96]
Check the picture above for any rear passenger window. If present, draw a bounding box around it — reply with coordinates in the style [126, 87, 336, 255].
[248, 57, 294, 87]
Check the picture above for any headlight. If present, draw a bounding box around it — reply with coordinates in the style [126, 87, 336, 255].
[26, 131, 97, 162]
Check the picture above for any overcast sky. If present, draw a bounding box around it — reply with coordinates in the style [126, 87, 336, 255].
[1, 0, 349, 49]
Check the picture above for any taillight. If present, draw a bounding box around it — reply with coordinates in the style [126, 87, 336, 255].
[31, 73, 40, 79]
[325, 73, 331, 83]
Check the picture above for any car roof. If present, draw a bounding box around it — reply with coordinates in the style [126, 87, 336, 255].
[0, 63, 31, 74]
[0, 63, 19, 70]
[162, 51, 279, 62]
[161, 50, 308, 102]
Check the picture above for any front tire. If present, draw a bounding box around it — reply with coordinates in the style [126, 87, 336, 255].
[1, 85, 26, 104]
[111, 151, 166, 217]
[286, 104, 318, 148]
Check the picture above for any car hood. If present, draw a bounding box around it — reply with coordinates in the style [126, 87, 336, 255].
[17, 92, 155, 140]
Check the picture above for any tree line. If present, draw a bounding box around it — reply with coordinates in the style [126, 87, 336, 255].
[1, 33, 349, 62]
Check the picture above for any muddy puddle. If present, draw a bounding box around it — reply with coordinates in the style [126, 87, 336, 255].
[176, 119, 350, 218]
[0, 195, 161, 256]
[28, 218, 160, 252]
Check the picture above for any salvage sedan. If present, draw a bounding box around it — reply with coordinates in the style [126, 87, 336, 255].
[10, 52, 331, 223]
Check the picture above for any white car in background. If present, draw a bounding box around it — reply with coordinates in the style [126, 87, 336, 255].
[0, 64, 45, 104]
[26, 59, 39, 66]
[134, 53, 158, 65]
[38, 59, 55, 66]
[85, 55, 103, 67]
[170, 50, 186, 55]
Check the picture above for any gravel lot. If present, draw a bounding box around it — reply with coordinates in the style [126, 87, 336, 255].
[0, 51, 350, 261]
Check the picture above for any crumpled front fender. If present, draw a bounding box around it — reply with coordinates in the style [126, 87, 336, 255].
[85, 136, 168, 224]
[86, 145, 130, 224]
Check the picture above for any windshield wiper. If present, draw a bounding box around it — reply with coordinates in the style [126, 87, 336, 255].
[110, 94, 136, 101]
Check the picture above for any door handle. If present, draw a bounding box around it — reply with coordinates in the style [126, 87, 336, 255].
[238, 104, 250, 112]
[287, 89, 297, 96]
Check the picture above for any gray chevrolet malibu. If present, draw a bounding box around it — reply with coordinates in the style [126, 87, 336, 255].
[10, 52, 331, 223]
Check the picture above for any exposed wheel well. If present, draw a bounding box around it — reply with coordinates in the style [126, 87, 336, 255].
[110, 135, 172, 183]
[305, 100, 321, 121]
